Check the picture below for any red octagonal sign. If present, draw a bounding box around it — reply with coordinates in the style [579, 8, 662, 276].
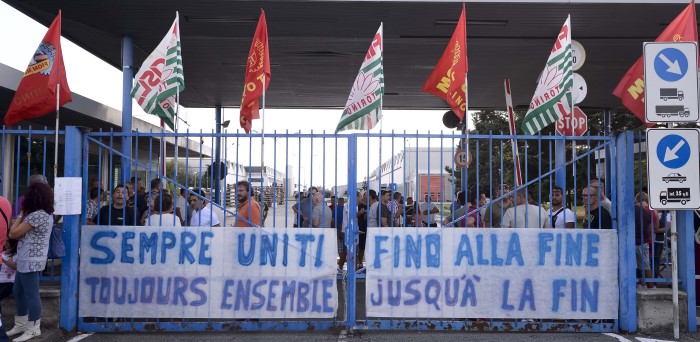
[555, 106, 588, 136]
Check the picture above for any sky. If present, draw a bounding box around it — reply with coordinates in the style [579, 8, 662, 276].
[0, 2, 473, 188]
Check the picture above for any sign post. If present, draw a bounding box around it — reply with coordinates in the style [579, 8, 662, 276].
[644, 41, 700, 339]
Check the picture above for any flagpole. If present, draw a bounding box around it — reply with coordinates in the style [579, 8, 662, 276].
[261, 74, 266, 224]
[174, 85, 179, 224]
[461, 4, 468, 196]
[54, 84, 60, 182]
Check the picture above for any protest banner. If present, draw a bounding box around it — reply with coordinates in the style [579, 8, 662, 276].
[366, 227, 618, 319]
[79, 226, 338, 319]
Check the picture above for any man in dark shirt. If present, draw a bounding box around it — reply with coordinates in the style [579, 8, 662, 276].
[99, 184, 134, 226]
[582, 185, 612, 229]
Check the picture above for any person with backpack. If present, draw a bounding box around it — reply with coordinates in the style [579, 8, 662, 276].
[549, 185, 575, 229]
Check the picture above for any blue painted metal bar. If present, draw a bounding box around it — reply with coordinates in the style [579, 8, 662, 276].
[676, 210, 697, 331]
[214, 105, 221, 205]
[346, 134, 358, 330]
[59, 126, 83, 331]
[616, 131, 637, 333]
[121, 36, 133, 185]
[555, 132, 566, 193]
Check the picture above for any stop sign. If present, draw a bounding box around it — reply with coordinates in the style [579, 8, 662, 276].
[555, 106, 588, 136]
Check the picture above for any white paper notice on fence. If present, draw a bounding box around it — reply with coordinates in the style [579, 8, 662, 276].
[53, 177, 82, 215]
[366, 227, 618, 319]
[79, 226, 338, 319]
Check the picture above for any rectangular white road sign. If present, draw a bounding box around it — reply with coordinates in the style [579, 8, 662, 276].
[647, 128, 700, 210]
[644, 42, 699, 122]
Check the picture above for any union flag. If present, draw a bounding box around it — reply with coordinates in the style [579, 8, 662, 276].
[240, 10, 271, 134]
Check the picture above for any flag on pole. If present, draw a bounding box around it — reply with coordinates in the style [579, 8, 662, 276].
[613, 1, 698, 126]
[240, 10, 271, 134]
[4, 11, 72, 126]
[521, 16, 572, 135]
[422, 5, 467, 121]
[335, 24, 384, 132]
[131, 13, 184, 130]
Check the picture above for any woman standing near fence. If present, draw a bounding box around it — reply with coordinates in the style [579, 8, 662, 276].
[6, 182, 54, 341]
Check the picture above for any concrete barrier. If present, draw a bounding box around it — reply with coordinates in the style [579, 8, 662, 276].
[637, 288, 688, 333]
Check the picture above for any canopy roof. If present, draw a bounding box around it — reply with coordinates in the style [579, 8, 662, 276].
[3, 0, 695, 112]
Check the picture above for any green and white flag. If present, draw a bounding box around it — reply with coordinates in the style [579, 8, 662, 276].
[336, 24, 383, 132]
[522, 16, 572, 135]
[131, 12, 184, 130]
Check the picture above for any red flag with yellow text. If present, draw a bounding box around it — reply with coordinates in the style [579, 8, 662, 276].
[613, 1, 697, 126]
[5, 11, 72, 126]
[422, 5, 468, 120]
[240, 10, 271, 133]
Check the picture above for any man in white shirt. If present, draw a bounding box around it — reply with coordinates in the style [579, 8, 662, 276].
[188, 188, 221, 227]
[176, 188, 189, 226]
[549, 185, 575, 229]
[419, 193, 440, 227]
[502, 188, 550, 228]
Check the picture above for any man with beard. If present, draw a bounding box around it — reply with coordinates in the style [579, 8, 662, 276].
[234, 181, 261, 227]
[549, 185, 575, 229]
[98, 184, 134, 226]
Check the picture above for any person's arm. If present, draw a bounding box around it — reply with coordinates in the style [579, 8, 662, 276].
[430, 204, 440, 214]
[2, 256, 16, 271]
[381, 216, 388, 227]
[175, 207, 184, 226]
[9, 213, 31, 239]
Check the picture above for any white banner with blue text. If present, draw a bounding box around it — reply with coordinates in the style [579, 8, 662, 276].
[366, 227, 618, 319]
[79, 226, 338, 319]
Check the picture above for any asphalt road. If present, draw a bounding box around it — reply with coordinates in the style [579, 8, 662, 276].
[55, 331, 700, 342]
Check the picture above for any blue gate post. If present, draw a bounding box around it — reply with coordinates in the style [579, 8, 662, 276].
[345, 134, 358, 331]
[121, 36, 133, 185]
[554, 133, 566, 196]
[214, 105, 222, 204]
[616, 131, 637, 332]
[59, 126, 83, 331]
[676, 210, 697, 331]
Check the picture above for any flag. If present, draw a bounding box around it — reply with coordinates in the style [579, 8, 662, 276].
[613, 1, 698, 126]
[521, 16, 572, 135]
[240, 10, 271, 134]
[4, 11, 72, 126]
[422, 5, 467, 120]
[335, 24, 384, 132]
[131, 13, 184, 130]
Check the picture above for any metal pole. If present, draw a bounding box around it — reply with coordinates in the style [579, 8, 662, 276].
[672, 210, 680, 339]
[261, 75, 266, 223]
[214, 105, 222, 205]
[121, 36, 134, 185]
[54, 84, 60, 181]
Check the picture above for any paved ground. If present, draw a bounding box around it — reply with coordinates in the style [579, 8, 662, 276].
[49, 331, 700, 342]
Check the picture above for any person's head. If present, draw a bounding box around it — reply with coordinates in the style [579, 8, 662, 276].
[457, 191, 466, 206]
[150, 178, 162, 191]
[22, 182, 55, 215]
[357, 191, 366, 204]
[331, 195, 336, 204]
[406, 197, 414, 205]
[393, 191, 402, 202]
[89, 178, 99, 189]
[514, 188, 528, 206]
[582, 185, 600, 210]
[467, 189, 478, 206]
[338, 197, 345, 206]
[479, 193, 490, 207]
[311, 187, 319, 194]
[381, 190, 391, 204]
[153, 193, 174, 213]
[188, 188, 208, 210]
[125, 182, 135, 197]
[236, 181, 251, 203]
[635, 191, 649, 204]
[180, 188, 186, 197]
[313, 192, 323, 205]
[110, 184, 126, 208]
[424, 193, 429, 202]
[369, 189, 378, 203]
[89, 187, 101, 201]
[551, 185, 564, 207]
[589, 179, 606, 198]
[131, 176, 143, 190]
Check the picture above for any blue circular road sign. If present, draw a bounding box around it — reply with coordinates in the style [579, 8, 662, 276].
[654, 48, 689, 82]
[656, 134, 691, 169]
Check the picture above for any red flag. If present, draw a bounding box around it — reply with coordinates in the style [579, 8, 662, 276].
[240, 10, 271, 133]
[4, 11, 72, 126]
[422, 4, 468, 120]
[613, 1, 697, 126]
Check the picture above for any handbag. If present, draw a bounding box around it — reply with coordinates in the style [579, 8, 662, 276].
[47, 219, 65, 259]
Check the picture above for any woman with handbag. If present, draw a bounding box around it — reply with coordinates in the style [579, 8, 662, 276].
[6, 182, 54, 341]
